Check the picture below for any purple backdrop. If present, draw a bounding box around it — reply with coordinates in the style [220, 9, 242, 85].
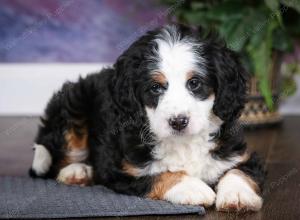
[0, 0, 169, 63]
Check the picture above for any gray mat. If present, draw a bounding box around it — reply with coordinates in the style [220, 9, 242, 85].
[0, 176, 204, 219]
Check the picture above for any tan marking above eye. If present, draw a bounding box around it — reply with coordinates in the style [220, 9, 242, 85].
[152, 71, 167, 85]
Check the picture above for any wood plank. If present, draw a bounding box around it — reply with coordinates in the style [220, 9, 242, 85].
[266, 117, 300, 163]
[0, 116, 38, 176]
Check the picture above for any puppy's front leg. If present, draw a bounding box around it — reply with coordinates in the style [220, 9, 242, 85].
[147, 171, 216, 207]
[216, 169, 263, 212]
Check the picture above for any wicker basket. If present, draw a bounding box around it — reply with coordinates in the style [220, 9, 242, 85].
[239, 52, 283, 127]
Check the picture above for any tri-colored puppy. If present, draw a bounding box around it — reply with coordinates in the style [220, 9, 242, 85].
[30, 25, 265, 212]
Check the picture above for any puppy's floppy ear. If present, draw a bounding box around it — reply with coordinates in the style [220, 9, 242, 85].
[112, 53, 142, 114]
[112, 30, 158, 114]
[210, 45, 249, 122]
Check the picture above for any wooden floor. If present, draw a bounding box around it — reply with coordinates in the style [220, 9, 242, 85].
[0, 116, 299, 220]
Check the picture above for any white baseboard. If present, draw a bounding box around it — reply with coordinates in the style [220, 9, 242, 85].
[0, 63, 110, 115]
[0, 64, 299, 116]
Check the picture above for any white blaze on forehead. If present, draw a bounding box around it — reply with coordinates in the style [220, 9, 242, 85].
[156, 39, 197, 76]
[153, 26, 206, 80]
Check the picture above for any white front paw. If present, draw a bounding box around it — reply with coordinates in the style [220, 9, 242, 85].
[216, 188, 262, 212]
[216, 171, 262, 212]
[164, 176, 216, 207]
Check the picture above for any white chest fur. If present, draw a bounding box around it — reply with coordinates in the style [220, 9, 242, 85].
[142, 134, 243, 185]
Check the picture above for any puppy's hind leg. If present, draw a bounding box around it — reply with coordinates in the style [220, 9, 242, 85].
[56, 127, 93, 186]
[57, 163, 93, 186]
[30, 144, 52, 177]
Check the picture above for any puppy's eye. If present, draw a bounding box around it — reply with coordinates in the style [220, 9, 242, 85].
[187, 78, 201, 91]
[150, 83, 164, 95]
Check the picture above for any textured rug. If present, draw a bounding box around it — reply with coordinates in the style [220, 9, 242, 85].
[0, 176, 204, 219]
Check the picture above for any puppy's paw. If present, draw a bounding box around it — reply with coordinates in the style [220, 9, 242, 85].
[57, 163, 93, 186]
[164, 176, 216, 207]
[216, 189, 262, 212]
[216, 170, 262, 212]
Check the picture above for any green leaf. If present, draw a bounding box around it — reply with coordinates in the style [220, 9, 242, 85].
[183, 10, 211, 26]
[226, 8, 264, 52]
[190, 2, 206, 10]
[240, 52, 255, 76]
[265, 0, 280, 11]
[280, 0, 300, 13]
[247, 42, 273, 109]
[247, 19, 278, 110]
[241, 9, 269, 49]
[265, 0, 283, 25]
[203, 1, 244, 22]
[227, 27, 248, 51]
[218, 18, 240, 42]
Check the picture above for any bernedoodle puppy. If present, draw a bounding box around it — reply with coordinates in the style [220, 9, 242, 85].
[30, 25, 265, 212]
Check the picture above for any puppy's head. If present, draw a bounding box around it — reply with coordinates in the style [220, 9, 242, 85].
[114, 25, 248, 140]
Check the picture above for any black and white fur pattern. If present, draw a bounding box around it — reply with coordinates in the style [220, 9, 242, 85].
[30, 25, 266, 212]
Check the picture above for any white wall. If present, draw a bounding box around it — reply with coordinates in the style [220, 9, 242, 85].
[0, 64, 299, 116]
[0, 64, 109, 115]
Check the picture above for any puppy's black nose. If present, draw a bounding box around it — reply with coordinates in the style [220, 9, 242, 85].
[168, 115, 189, 131]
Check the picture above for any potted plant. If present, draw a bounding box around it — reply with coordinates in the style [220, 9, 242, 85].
[162, 0, 300, 126]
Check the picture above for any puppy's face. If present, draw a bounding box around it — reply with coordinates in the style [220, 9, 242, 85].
[143, 31, 217, 139]
[114, 25, 247, 140]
